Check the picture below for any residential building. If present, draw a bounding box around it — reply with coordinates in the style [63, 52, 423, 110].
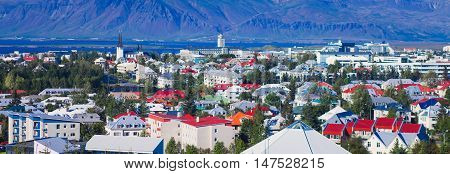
[33, 137, 80, 154]
[106, 113, 145, 137]
[85, 135, 163, 154]
[0, 111, 80, 144]
[242, 121, 349, 154]
[38, 88, 81, 96]
[180, 116, 236, 150]
[204, 70, 242, 87]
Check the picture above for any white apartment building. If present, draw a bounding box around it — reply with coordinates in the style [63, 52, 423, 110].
[180, 116, 236, 150]
[146, 114, 236, 150]
[116, 62, 139, 74]
[204, 70, 242, 87]
[0, 111, 80, 144]
[217, 85, 248, 102]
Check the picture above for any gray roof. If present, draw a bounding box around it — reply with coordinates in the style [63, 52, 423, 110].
[107, 116, 145, 130]
[0, 111, 80, 123]
[231, 100, 256, 111]
[72, 113, 102, 123]
[371, 96, 398, 105]
[242, 121, 350, 154]
[85, 135, 163, 154]
[206, 69, 241, 79]
[374, 132, 397, 147]
[206, 106, 227, 116]
[35, 137, 79, 153]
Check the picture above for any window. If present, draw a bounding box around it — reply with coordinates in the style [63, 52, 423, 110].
[133, 132, 138, 136]
[377, 152, 382, 154]
[56, 133, 60, 137]
[214, 129, 218, 133]
[64, 124, 67, 129]
[63, 133, 66, 137]
[70, 133, 75, 137]
[214, 138, 217, 142]
[376, 142, 380, 147]
[367, 142, 371, 147]
[56, 124, 60, 129]
[70, 124, 76, 128]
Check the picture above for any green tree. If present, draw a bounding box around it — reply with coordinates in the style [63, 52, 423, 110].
[387, 108, 397, 118]
[351, 86, 372, 119]
[301, 102, 321, 131]
[166, 137, 178, 154]
[341, 137, 369, 154]
[0, 114, 8, 142]
[213, 141, 227, 154]
[184, 145, 199, 154]
[410, 140, 440, 154]
[233, 138, 247, 154]
[390, 140, 408, 154]
[80, 122, 106, 141]
[264, 92, 281, 108]
[239, 92, 252, 101]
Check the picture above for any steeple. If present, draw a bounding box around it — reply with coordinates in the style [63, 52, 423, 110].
[117, 33, 123, 48]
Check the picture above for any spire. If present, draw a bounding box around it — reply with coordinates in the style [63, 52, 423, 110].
[117, 33, 123, 48]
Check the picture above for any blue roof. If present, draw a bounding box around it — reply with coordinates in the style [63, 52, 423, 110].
[336, 111, 353, 118]
[0, 111, 79, 123]
[419, 99, 438, 109]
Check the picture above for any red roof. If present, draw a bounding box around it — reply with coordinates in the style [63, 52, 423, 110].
[317, 82, 333, 90]
[396, 84, 432, 93]
[24, 55, 37, 62]
[323, 124, 346, 136]
[345, 122, 354, 135]
[182, 116, 231, 127]
[245, 105, 271, 116]
[181, 68, 198, 74]
[113, 111, 137, 119]
[412, 98, 429, 106]
[342, 84, 383, 96]
[239, 83, 261, 90]
[148, 113, 194, 122]
[393, 117, 404, 132]
[353, 119, 375, 132]
[240, 59, 256, 67]
[147, 89, 185, 103]
[127, 58, 137, 63]
[436, 81, 450, 90]
[214, 84, 233, 91]
[399, 123, 422, 133]
[375, 117, 396, 130]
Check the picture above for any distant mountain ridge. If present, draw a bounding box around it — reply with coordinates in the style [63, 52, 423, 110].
[0, 0, 448, 41]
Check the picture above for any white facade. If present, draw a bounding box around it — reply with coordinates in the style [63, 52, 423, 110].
[204, 70, 242, 87]
[217, 34, 225, 48]
[2, 112, 80, 144]
[217, 85, 248, 102]
[180, 122, 236, 150]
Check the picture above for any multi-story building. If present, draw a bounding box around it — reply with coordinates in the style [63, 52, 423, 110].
[146, 114, 236, 150]
[0, 111, 80, 144]
[146, 113, 193, 147]
[180, 116, 236, 150]
[106, 114, 146, 137]
[38, 88, 81, 96]
[204, 70, 242, 87]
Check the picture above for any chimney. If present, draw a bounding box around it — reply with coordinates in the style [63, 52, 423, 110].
[196, 117, 200, 123]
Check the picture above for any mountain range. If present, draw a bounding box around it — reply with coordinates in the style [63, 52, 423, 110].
[0, 0, 448, 42]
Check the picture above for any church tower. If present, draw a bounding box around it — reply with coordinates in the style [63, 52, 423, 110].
[116, 33, 124, 63]
[217, 33, 225, 48]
